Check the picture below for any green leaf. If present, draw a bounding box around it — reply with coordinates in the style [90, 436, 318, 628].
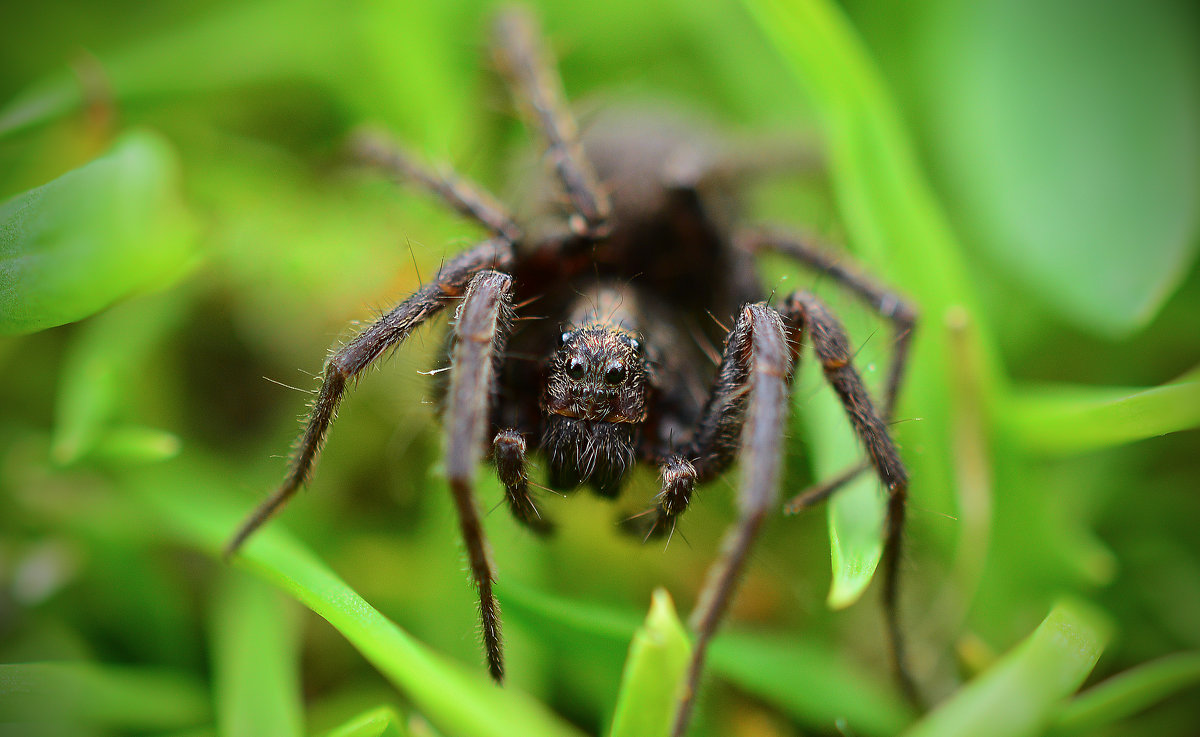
[212, 571, 305, 737]
[608, 589, 691, 737]
[0, 661, 209, 731]
[1050, 651, 1200, 735]
[0, 129, 198, 335]
[322, 706, 410, 737]
[52, 289, 187, 465]
[128, 459, 585, 737]
[911, 0, 1200, 336]
[901, 600, 1112, 737]
[1006, 365, 1200, 455]
[744, 0, 999, 607]
[503, 579, 913, 736]
[711, 631, 914, 736]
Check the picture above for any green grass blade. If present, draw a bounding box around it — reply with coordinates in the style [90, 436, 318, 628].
[0, 129, 199, 335]
[608, 590, 691, 737]
[1049, 651, 1200, 735]
[901, 600, 1112, 737]
[320, 706, 409, 737]
[742, 0, 1004, 607]
[503, 579, 911, 735]
[52, 290, 187, 465]
[0, 662, 209, 731]
[128, 459, 584, 737]
[710, 630, 914, 736]
[1006, 365, 1200, 455]
[212, 570, 305, 737]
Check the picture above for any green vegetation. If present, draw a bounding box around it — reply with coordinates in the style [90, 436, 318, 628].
[1, 0, 1197, 735]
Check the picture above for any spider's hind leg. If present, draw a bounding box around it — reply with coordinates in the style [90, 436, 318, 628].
[492, 7, 611, 238]
[349, 129, 522, 243]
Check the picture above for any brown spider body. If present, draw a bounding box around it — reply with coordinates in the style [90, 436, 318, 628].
[227, 10, 920, 735]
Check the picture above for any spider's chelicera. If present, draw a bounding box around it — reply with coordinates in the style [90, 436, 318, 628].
[227, 9, 920, 735]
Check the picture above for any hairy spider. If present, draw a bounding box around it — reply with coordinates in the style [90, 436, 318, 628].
[226, 8, 919, 735]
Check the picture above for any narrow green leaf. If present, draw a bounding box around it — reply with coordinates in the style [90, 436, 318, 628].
[321, 706, 410, 737]
[211, 571, 305, 737]
[744, 0, 1000, 608]
[1006, 365, 1200, 455]
[1050, 651, 1200, 735]
[53, 290, 187, 465]
[0, 662, 209, 731]
[710, 631, 914, 736]
[503, 579, 912, 736]
[0, 129, 198, 334]
[128, 460, 585, 737]
[86, 425, 183, 465]
[901, 600, 1112, 737]
[608, 589, 691, 737]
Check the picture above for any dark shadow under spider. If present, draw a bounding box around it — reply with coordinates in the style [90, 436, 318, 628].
[225, 7, 922, 735]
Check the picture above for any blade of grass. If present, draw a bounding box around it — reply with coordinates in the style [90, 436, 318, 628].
[742, 0, 1004, 605]
[1049, 651, 1200, 736]
[52, 289, 188, 465]
[1005, 365, 1200, 456]
[211, 570, 305, 737]
[608, 590, 691, 737]
[128, 459, 584, 737]
[0, 662, 209, 731]
[900, 599, 1112, 737]
[321, 706, 410, 737]
[502, 578, 912, 736]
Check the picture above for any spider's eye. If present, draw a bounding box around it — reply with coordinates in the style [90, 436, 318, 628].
[566, 358, 586, 380]
[604, 363, 626, 385]
[558, 331, 573, 348]
[627, 337, 643, 355]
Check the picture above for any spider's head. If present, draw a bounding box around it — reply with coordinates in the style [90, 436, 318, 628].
[540, 325, 648, 495]
[542, 326, 648, 424]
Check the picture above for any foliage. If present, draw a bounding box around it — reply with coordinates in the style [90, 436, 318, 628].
[0, 0, 1197, 736]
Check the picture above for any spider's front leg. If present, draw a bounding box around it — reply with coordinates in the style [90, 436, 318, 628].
[444, 271, 516, 683]
[667, 304, 800, 737]
[224, 238, 513, 557]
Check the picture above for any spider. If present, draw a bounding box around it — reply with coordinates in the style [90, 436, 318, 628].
[226, 8, 919, 735]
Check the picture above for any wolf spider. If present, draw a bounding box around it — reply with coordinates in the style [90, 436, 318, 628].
[226, 8, 919, 735]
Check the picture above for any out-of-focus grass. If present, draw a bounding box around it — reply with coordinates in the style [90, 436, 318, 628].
[1, 0, 1198, 736]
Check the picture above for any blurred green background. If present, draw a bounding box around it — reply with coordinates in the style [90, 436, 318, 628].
[1, 1, 1198, 736]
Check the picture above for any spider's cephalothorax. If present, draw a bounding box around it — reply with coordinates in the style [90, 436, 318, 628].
[542, 312, 649, 496]
[227, 9, 920, 735]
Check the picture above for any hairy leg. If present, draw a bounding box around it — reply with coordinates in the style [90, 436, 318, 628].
[444, 271, 515, 683]
[349, 129, 522, 244]
[739, 228, 917, 419]
[224, 239, 513, 557]
[669, 304, 797, 737]
[779, 290, 918, 705]
[492, 7, 611, 238]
